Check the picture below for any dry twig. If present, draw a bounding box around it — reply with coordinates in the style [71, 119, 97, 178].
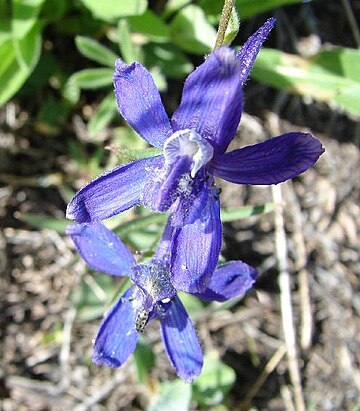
[285, 182, 313, 351]
[73, 369, 131, 411]
[240, 345, 287, 410]
[272, 184, 306, 411]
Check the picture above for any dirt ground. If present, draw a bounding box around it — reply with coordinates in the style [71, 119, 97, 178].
[1, 1, 359, 410]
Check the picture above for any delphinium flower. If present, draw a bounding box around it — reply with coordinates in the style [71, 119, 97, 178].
[66, 18, 324, 292]
[67, 222, 257, 382]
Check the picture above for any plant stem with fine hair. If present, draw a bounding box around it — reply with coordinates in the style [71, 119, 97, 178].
[214, 0, 235, 48]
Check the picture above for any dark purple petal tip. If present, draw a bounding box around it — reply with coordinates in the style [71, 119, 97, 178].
[237, 18, 276, 85]
[114, 58, 133, 74]
[193, 260, 258, 302]
[211, 132, 324, 185]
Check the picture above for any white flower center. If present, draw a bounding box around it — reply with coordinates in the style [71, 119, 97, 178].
[163, 129, 214, 178]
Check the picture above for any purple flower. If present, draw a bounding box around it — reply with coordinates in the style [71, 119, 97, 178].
[66, 18, 324, 292]
[67, 222, 257, 382]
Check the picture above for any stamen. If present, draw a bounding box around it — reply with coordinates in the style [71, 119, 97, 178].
[163, 129, 214, 178]
[131, 263, 176, 303]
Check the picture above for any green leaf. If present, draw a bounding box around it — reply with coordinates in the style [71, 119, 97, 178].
[108, 127, 161, 162]
[63, 68, 113, 102]
[192, 351, 236, 406]
[11, 0, 45, 39]
[117, 19, 139, 64]
[178, 292, 205, 317]
[223, 4, 240, 46]
[128, 9, 170, 43]
[115, 213, 166, 237]
[68, 68, 113, 89]
[221, 203, 275, 222]
[198, 0, 223, 18]
[79, 0, 147, 22]
[252, 47, 360, 117]
[200, 0, 311, 20]
[62, 79, 80, 103]
[113, 126, 148, 150]
[88, 92, 118, 136]
[133, 341, 155, 384]
[41, 322, 63, 345]
[144, 43, 193, 79]
[88, 147, 107, 178]
[52, 14, 103, 36]
[170, 4, 217, 54]
[41, 0, 69, 22]
[111, 147, 162, 163]
[147, 380, 192, 411]
[235, 0, 312, 19]
[75, 36, 118, 67]
[350, 400, 360, 411]
[149, 66, 167, 91]
[316, 48, 360, 83]
[113, 210, 165, 253]
[72, 273, 119, 322]
[0, 22, 41, 105]
[17, 213, 69, 233]
[162, 0, 192, 18]
[125, 228, 160, 252]
[0, 1, 10, 19]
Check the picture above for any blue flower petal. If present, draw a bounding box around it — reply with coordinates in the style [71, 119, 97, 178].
[66, 223, 135, 276]
[237, 18, 276, 85]
[210, 132, 324, 185]
[142, 156, 191, 212]
[66, 155, 163, 223]
[160, 296, 203, 383]
[151, 219, 173, 265]
[170, 171, 208, 227]
[193, 261, 257, 302]
[170, 189, 222, 294]
[114, 58, 172, 149]
[171, 47, 243, 155]
[92, 286, 141, 368]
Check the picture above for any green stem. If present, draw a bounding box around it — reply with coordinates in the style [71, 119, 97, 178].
[214, 0, 235, 48]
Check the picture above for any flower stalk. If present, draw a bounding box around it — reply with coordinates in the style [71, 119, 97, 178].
[214, 0, 236, 48]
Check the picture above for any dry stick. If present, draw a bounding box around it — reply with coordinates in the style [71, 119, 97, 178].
[285, 183, 313, 351]
[281, 384, 297, 411]
[214, 0, 234, 48]
[240, 345, 287, 410]
[298, 268, 312, 351]
[272, 184, 306, 411]
[73, 369, 130, 411]
[58, 307, 77, 393]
